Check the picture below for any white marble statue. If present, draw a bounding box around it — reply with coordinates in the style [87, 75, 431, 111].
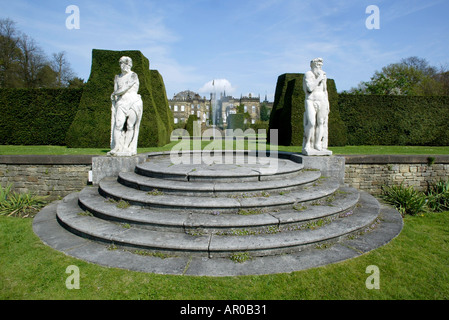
[108, 56, 143, 156]
[302, 58, 332, 156]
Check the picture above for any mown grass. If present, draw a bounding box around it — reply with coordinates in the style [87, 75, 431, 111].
[1, 142, 448, 300]
[1, 143, 449, 155]
[1, 211, 449, 300]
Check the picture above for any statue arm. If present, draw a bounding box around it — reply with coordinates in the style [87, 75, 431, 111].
[304, 71, 325, 93]
[304, 72, 319, 93]
[113, 73, 138, 97]
[111, 75, 119, 101]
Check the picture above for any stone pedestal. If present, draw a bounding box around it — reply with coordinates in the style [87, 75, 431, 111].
[300, 155, 345, 184]
[91, 153, 149, 185]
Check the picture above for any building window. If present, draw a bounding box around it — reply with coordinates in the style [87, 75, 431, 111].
[181, 105, 185, 112]
[197, 111, 201, 118]
[252, 106, 256, 113]
[174, 105, 178, 112]
[174, 118, 178, 124]
[244, 105, 247, 113]
[251, 119, 255, 124]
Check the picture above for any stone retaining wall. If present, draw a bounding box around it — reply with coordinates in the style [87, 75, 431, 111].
[343, 155, 449, 195]
[0, 155, 92, 200]
[1, 154, 448, 200]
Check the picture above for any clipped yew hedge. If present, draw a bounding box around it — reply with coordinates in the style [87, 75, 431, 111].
[339, 94, 449, 146]
[0, 88, 82, 145]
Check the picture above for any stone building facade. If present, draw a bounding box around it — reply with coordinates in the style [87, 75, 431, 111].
[169, 90, 211, 125]
[169, 90, 273, 127]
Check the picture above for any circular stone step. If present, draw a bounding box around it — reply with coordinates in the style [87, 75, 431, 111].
[56, 190, 381, 258]
[135, 153, 303, 182]
[117, 169, 321, 196]
[77, 186, 360, 234]
[98, 176, 341, 213]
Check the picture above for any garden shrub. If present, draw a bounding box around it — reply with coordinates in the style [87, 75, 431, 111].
[0, 183, 47, 218]
[381, 184, 427, 217]
[185, 115, 199, 136]
[227, 113, 245, 130]
[426, 180, 449, 212]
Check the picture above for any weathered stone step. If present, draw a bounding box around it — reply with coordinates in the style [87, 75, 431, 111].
[56, 190, 379, 258]
[135, 156, 304, 182]
[117, 169, 321, 196]
[98, 176, 340, 213]
[208, 192, 381, 258]
[57, 193, 211, 257]
[78, 186, 360, 234]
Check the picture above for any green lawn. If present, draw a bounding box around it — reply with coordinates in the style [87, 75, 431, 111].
[1, 211, 449, 300]
[1, 142, 449, 301]
[1, 143, 449, 155]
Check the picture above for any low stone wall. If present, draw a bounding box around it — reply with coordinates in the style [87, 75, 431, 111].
[1, 154, 448, 200]
[343, 155, 449, 195]
[0, 155, 92, 200]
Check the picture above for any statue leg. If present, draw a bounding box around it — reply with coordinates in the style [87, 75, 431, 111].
[314, 102, 328, 151]
[112, 109, 126, 153]
[303, 100, 316, 152]
[124, 110, 137, 153]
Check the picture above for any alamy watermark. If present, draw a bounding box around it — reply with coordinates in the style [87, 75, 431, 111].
[365, 265, 380, 289]
[66, 5, 80, 30]
[169, 122, 279, 173]
[366, 5, 380, 30]
[65, 265, 80, 289]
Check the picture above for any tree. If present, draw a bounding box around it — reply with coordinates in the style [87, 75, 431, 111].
[51, 51, 75, 87]
[35, 64, 57, 88]
[0, 18, 22, 87]
[259, 102, 270, 121]
[17, 33, 50, 88]
[349, 57, 448, 96]
[0, 18, 78, 88]
[67, 77, 85, 88]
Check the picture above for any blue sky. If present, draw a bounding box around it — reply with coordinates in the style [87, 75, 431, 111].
[2, 0, 448, 100]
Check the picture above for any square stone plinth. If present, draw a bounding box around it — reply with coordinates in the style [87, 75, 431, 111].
[300, 155, 345, 184]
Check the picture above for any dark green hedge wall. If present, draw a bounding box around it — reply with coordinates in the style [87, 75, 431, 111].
[65, 49, 173, 148]
[0, 88, 82, 145]
[339, 94, 449, 145]
[268, 73, 347, 146]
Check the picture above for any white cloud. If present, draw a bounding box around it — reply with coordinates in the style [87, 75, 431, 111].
[198, 79, 236, 95]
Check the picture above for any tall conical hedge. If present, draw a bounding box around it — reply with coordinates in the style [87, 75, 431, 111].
[268, 73, 347, 146]
[66, 49, 173, 148]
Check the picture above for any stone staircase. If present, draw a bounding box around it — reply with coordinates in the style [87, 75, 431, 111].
[55, 152, 384, 260]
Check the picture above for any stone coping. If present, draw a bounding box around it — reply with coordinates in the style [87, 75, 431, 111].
[0, 154, 96, 165]
[1, 153, 449, 165]
[342, 154, 449, 164]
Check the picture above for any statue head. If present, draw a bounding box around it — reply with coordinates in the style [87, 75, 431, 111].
[119, 56, 133, 73]
[310, 58, 323, 70]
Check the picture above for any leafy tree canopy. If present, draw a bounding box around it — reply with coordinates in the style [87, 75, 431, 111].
[347, 57, 449, 96]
